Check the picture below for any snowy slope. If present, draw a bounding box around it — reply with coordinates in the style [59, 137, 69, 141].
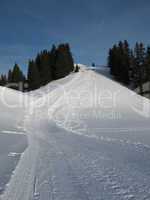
[0, 87, 27, 134]
[1, 66, 150, 200]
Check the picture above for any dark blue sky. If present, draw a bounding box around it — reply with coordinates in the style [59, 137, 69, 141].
[0, 0, 150, 73]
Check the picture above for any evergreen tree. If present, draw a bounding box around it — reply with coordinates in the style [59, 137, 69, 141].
[134, 43, 146, 94]
[108, 48, 113, 69]
[0, 74, 7, 86]
[40, 50, 53, 85]
[145, 46, 150, 93]
[75, 65, 79, 72]
[121, 40, 130, 84]
[130, 49, 136, 87]
[110, 45, 118, 76]
[108, 41, 130, 85]
[50, 45, 57, 79]
[27, 60, 40, 90]
[35, 53, 41, 71]
[12, 63, 24, 83]
[54, 44, 74, 79]
[65, 43, 74, 72]
[8, 69, 12, 82]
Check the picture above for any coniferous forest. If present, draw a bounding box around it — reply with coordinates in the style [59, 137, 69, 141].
[0, 43, 75, 91]
[1, 40, 150, 96]
[108, 40, 150, 95]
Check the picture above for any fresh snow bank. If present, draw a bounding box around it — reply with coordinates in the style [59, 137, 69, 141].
[1, 66, 150, 200]
[0, 87, 27, 134]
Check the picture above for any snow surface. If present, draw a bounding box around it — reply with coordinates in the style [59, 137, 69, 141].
[1, 65, 150, 199]
[0, 133, 27, 195]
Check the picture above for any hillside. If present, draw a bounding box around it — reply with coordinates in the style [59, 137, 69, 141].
[1, 66, 150, 200]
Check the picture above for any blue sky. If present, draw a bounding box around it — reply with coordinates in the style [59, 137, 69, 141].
[0, 0, 150, 73]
